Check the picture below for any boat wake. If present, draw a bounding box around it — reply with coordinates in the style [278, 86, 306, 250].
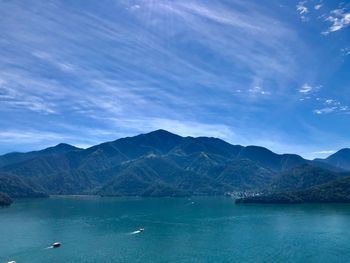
[129, 228, 144, 235]
[44, 246, 53, 250]
[130, 230, 141, 235]
[44, 242, 61, 249]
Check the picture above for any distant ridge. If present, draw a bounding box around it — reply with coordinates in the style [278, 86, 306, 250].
[0, 130, 348, 200]
[315, 148, 350, 170]
[236, 175, 350, 204]
[0, 143, 82, 167]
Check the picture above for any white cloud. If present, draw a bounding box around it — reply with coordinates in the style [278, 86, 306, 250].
[32, 51, 76, 73]
[0, 0, 344, 157]
[248, 86, 270, 95]
[0, 130, 67, 144]
[0, 76, 57, 114]
[295, 3, 350, 34]
[313, 107, 337, 114]
[296, 1, 310, 21]
[128, 4, 140, 11]
[297, 1, 309, 15]
[0, 126, 124, 153]
[314, 4, 323, 10]
[137, 0, 300, 92]
[299, 83, 313, 93]
[323, 8, 350, 34]
[157, 1, 263, 31]
[341, 47, 350, 56]
[312, 98, 349, 115]
[325, 99, 340, 105]
[312, 150, 336, 155]
[0, 0, 301, 125]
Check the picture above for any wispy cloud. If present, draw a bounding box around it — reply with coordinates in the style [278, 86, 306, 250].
[0, 73, 57, 114]
[0, 130, 67, 144]
[325, 99, 339, 105]
[312, 150, 336, 155]
[295, 1, 350, 34]
[313, 107, 337, 114]
[297, 1, 309, 15]
[296, 1, 309, 21]
[32, 51, 76, 73]
[314, 4, 323, 10]
[0, 0, 349, 157]
[299, 83, 314, 94]
[340, 106, 349, 111]
[248, 86, 270, 96]
[0, 126, 123, 153]
[341, 47, 350, 56]
[323, 8, 350, 34]
[313, 98, 349, 115]
[0, 0, 300, 121]
[297, 84, 350, 116]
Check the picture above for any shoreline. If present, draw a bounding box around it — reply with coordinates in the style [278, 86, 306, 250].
[49, 194, 101, 198]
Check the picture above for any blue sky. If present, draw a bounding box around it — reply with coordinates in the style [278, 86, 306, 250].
[0, 0, 349, 159]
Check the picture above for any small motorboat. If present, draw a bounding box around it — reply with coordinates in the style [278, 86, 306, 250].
[52, 242, 61, 248]
[7, 261, 16, 263]
[139, 228, 144, 232]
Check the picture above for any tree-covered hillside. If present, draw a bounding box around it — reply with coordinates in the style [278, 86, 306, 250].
[0, 130, 347, 199]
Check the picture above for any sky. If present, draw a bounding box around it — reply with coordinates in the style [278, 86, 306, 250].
[0, 0, 349, 159]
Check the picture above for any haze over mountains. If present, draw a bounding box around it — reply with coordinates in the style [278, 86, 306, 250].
[0, 130, 349, 203]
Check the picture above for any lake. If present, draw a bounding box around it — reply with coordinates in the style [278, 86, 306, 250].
[1, 197, 350, 262]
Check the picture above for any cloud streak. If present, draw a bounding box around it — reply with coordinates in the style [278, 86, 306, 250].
[313, 98, 349, 115]
[0, 0, 349, 157]
[323, 8, 350, 34]
[299, 83, 313, 94]
[297, 1, 309, 15]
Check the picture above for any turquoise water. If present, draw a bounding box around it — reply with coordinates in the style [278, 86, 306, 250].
[1, 197, 350, 262]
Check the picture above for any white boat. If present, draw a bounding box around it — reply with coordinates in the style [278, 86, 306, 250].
[139, 228, 144, 232]
[52, 242, 61, 248]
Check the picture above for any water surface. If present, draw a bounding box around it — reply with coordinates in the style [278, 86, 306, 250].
[1, 196, 350, 262]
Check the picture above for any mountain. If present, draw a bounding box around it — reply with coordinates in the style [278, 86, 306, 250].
[213, 159, 275, 190]
[270, 164, 347, 191]
[0, 143, 82, 168]
[237, 146, 306, 171]
[236, 175, 350, 204]
[315, 149, 350, 170]
[0, 129, 347, 199]
[236, 164, 350, 204]
[0, 173, 48, 198]
[0, 192, 12, 206]
[98, 155, 231, 197]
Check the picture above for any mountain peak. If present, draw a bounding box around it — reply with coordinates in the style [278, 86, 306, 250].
[318, 148, 350, 170]
[54, 143, 77, 149]
[326, 148, 350, 160]
[42, 143, 81, 154]
[333, 148, 350, 155]
[146, 129, 181, 137]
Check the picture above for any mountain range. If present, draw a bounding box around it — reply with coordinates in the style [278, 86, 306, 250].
[236, 175, 350, 204]
[0, 129, 349, 204]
